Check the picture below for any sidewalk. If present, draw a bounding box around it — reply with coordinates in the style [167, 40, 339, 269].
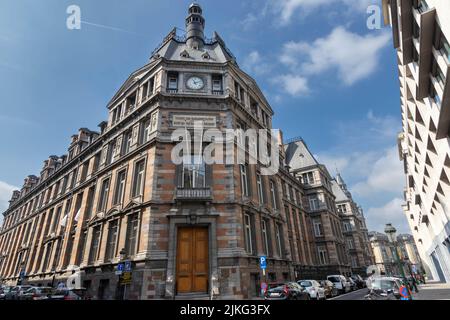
[412, 281, 450, 300]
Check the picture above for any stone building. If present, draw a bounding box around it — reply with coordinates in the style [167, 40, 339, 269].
[284, 139, 353, 277]
[0, 3, 305, 299]
[332, 174, 374, 275]
[0, 3, 374, 299]
[369, 231, 423, 276]
[383, 0, 450, 282]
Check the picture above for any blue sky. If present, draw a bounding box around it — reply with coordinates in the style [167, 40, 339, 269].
[0, 0, 409, 233]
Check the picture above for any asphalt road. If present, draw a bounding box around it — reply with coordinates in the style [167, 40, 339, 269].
[329, 288, 369, 300]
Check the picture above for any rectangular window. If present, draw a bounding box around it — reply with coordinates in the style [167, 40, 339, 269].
[140, 118, 152, 145]
[132, 160, 145, 197]
[275, 224, 283, 257]
[88, 226, 101, 264]
[261, 219, 270, 256]
[256, 173, 264, 204]
[41, 243, 53, 272]
[212, 75, 222, 92]
[318, 246, 328, 265]
[302, 172, 315, 185]
[182, 155, 205, 189]
[85, 185, 96, 219]
[92, 153, 101, 173]
[309, 195, 319, 211]
[240, 164, 250, 197]
[106, 141, 116, 165]
[70, 168, 78, 189]
[51, 206, 62, 234]
[76, 230, 87, 265]
[244, 214, 253, 254]
[122, 130, 133, 155]
[270, 180, 278, 210]
[167, 72, 178, 90]
[80, 162, 89, 183]
[113, 170, 127, 205]
[313, 218, 323, 237]
[125, 214, 139, 256]
[347, 238, 355, 250]
[105, 220, 118, 261]
[97, 179, 110, 212]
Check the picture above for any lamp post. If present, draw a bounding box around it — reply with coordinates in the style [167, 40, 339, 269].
[385, 223, 411, 299]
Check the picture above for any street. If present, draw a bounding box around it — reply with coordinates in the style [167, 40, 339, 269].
[329, 289, 368, 300]
[329, 281, 450, 300]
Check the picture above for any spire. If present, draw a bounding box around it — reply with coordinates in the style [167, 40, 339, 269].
[186, 2, 205, 50]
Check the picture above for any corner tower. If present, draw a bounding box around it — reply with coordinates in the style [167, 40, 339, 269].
[185, 3, 205, 50]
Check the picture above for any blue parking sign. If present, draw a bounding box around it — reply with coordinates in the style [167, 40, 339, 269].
[117, 263, 124, 272]
[125, 261, 132, 272]
[260, 256, 267, 270]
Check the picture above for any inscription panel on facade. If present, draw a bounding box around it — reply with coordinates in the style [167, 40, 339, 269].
[172, 115, 217, 128]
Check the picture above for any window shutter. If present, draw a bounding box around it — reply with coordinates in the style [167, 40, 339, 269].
[175, 164, 183, 188]
[205, 164, 213, 187]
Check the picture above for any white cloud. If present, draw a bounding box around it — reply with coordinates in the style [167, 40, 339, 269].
[316, 112, 408, 234]
[273, 74, 310, 96]
[280, 27, 391, 85]
[242, 50, 273, 76]
[351, 146, 404, 197]
[0, 181, 18, 225]
[366, 198, 410, 234]
[267, 0, 374, 25]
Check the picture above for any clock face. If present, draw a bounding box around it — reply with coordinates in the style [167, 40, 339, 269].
[187, 76, 204, 90]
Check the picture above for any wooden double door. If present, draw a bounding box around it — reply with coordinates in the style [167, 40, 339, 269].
[176, 227, 209, 294]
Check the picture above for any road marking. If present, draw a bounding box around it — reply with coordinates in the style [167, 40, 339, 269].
[328, 288, 367, 300]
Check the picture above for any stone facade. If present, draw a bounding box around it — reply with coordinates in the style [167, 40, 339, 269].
[0, 3, 374, 299]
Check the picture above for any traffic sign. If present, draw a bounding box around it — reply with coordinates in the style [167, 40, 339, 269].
[116, 263, 124, 275]
[260, 256, 267, 270]
[120, 272, 132, 285]
[124, 261, 132, 272]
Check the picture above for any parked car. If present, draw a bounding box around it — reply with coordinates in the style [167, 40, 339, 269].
[320, 280, 338, 298]
[351, 275, 366, 289]
[4, 285, 33, 300]
[49, 288, 87, 300]
[264, 282, 310, 300]
[298, 280, 326, 300]
[20, 287, 54, 300]
[366, 277, 403, 300]
[347, 277, 357, 291]
[0, 286, 13, 300]
[327, 275, 350, 294]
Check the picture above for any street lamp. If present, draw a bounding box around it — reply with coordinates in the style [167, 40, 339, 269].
[385, 223, 411, 299]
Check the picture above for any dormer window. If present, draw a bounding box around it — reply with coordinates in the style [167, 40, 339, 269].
[180, 50, 190, 58]
[202, 52, 211, 60]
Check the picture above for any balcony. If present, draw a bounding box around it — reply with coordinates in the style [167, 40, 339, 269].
[175, 187, 212, 201]
[416, 7, 436, 99]
[400, 0, 414, 64]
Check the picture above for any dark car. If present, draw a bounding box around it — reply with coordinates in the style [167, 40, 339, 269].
[0, 286, 13, 300]
[4, 285, 33, 300]
[351, 275, 366, 289]
[49, 288, 87, 300]
[320, 280, 338, 298]
[20, 287, 54, 300]
[264, 282, 310, 300]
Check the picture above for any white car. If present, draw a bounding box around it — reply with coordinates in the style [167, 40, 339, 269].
[327, 275, 351, 294]
[298, 280, 326, 300]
